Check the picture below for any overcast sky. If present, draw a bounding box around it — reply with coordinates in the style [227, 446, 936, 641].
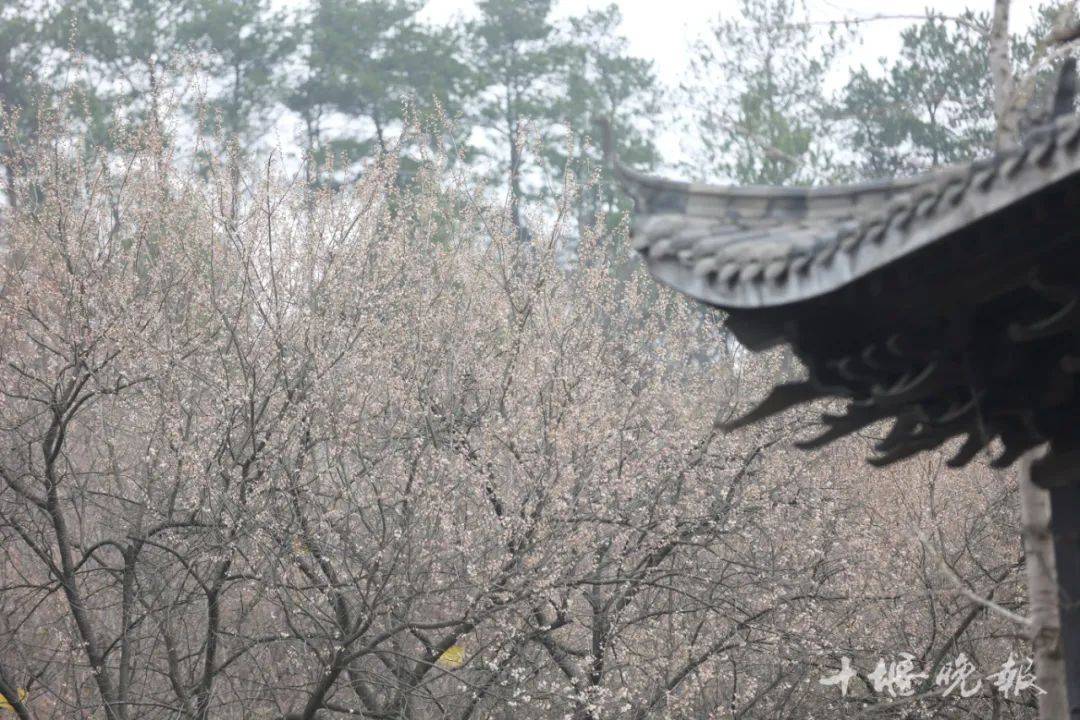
[419, 0, 1041, 88]
[412, 1, 1041, 168]
[267, 1, 1046, 179]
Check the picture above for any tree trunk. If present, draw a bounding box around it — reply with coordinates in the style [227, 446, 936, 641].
[1019, 452, 1068, 720]
[508, 118, 523, 241]
[3, 160, 15, 212]
[990, 0, 1018, 149]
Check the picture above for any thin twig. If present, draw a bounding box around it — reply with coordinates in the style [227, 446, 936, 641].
[910, 524, 1031, 628]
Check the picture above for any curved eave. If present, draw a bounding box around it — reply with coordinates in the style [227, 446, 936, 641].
[615, 159, 931, 206]
[621, 115, 1080, 310]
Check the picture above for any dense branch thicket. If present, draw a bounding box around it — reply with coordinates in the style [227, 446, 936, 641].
[0, 110, 1032, 719]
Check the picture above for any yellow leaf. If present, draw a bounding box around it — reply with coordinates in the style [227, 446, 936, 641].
[437, 644, 465, 669]
[0, 688, 27, 711]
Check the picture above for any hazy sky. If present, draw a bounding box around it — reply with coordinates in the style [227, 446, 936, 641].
[413, 1, 1041, 166]
[419, 0, 1041, 89]
[269, 1, 1045, 175]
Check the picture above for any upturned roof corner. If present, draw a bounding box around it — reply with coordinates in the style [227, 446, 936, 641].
[616, 110, 1080, 482]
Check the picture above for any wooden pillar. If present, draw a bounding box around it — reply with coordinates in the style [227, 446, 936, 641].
[1051, 484, 1080, 718]
[1022, 451, 1068, 720]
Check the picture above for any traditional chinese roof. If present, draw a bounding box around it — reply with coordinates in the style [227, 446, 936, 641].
[620, 113, 1080, 487]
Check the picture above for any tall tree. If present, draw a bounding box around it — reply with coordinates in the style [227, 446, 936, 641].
[286, 0, 468, 184]
[0, 1, 56, 208]
[467, 0, 561, 235]
[680, 0, 844, 185]
[181, 0, 294, 149]
[837, 3, 1074, 180]
[60, 0, 198, 132]
[839, 12, 995, 179]
[545, 5, 662, 242]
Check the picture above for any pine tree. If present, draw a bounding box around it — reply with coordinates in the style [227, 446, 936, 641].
[546, 5, 662, 241]
[286, 0, 468, 184]
[680, 0, 845, 185]
[181, 0, 294, 148]
[839, 12, 995, 179]
[467, 0, 561, 236]
[0, 1, 53, 208]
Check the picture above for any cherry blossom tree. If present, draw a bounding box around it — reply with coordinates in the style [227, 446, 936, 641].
[0, 98, 1035, 719]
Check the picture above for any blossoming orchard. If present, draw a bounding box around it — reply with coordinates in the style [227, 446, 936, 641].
[2, 0, 1079, 718]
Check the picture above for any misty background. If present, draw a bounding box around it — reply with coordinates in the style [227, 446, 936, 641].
[1, 0, 1071, 245]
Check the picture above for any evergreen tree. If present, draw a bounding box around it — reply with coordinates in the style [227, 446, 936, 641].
[467, 0, 561, 234]
[181, 0, 294, 148]
[286, 0, 468, 183]
[680, 0, 845, 185]
[0, 1, 55, 208]
[837, 3, 1074, 180]
[60, 0, 198, 130]
[839, 13, 995, 179]
[546, 5, 662, 240]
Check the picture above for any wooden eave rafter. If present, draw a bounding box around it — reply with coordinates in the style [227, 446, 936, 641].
[619, 114, 1080, 484]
